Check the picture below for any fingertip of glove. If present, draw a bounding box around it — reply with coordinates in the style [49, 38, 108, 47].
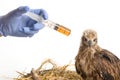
[18, 6, 30, 12]
[40, 9, 48, 20]
[43, 14, 48, 20]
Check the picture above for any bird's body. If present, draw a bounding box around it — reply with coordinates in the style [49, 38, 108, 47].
[75, 29, 120, 80]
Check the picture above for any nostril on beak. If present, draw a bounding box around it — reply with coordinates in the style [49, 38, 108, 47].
[88, 40, 92, 47]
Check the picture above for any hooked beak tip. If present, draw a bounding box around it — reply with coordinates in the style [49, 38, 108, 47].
[88, 40, 92, 47]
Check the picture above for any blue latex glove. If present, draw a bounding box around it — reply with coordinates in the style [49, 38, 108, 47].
[0, 6, 48, 37]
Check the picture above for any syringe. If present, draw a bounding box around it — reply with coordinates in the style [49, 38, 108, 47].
[24, 12, 71, 36]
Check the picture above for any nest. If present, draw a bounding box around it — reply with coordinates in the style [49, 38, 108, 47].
[14, 59, 83, 80]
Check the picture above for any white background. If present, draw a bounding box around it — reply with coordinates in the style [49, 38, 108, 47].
[0, 0, 120, 80]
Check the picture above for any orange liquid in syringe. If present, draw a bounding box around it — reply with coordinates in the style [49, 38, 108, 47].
[54, 24, 71, 36]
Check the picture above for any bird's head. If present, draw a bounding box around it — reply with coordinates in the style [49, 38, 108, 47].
[81, 29, 98, 47]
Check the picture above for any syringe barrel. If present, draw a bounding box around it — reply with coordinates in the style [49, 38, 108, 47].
[43, 20, 71, 36]
[24, 12, 71, 36]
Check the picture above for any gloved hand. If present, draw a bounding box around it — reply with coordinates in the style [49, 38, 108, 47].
[0, 6, 48, 37]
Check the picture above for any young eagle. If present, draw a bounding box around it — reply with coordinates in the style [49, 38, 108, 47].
[75, 29, 120, 80]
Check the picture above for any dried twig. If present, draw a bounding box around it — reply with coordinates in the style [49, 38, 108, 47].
[31, 68, 41, 80]
[36, 59, 57, 72]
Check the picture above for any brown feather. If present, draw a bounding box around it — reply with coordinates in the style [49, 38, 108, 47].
[75, 29, 120, 80]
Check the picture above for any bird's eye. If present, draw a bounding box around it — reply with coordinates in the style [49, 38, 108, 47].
[83, 37, 88, 42]
[93, 38, 97, 42]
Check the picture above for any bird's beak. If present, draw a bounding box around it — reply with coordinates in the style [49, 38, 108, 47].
[88, 40, 92, 47]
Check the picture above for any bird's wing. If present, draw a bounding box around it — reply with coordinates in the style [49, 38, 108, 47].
[94, 49, 120, 80]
